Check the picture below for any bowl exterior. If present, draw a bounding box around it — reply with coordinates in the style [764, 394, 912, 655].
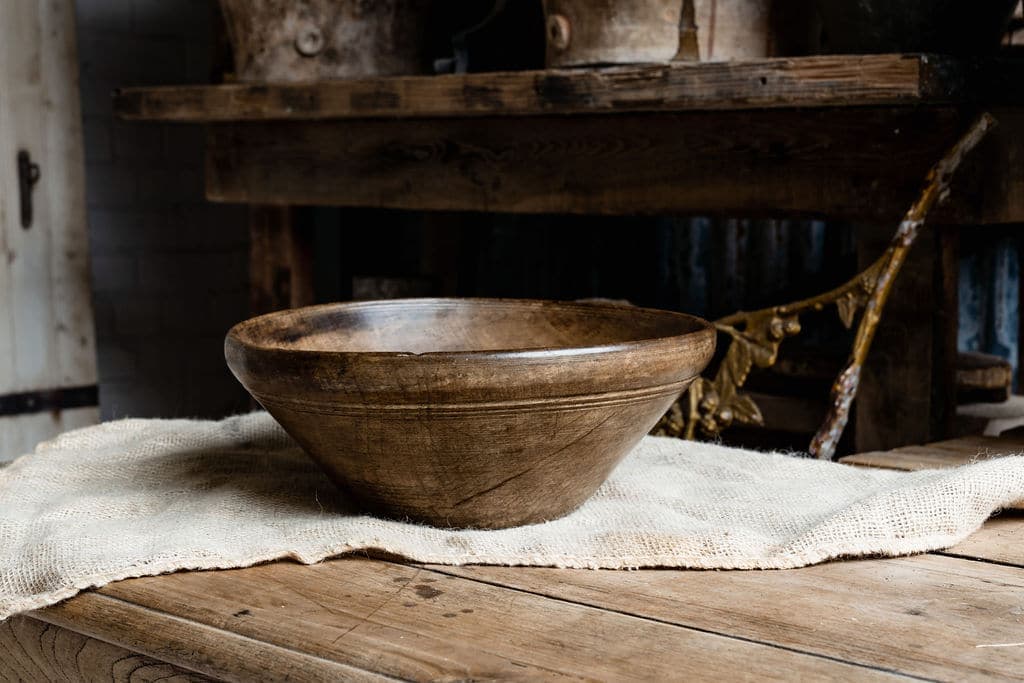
[225, 301, 715, 529]
[257, 379, 693, 528]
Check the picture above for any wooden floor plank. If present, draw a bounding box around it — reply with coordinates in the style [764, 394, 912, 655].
[842, 441, 1024, 470]
[0, 615, 212, 682]
[842, 447, 986, 469]
[929, 434, 1024, 451]
[840, 437, 1024, 510]
[431, 553, 1024, 682]
[843, 434, 1024, 466]
[941, 514, 1024, 567]
[93, 557, 906, 681]
[32, 591, 388, 682]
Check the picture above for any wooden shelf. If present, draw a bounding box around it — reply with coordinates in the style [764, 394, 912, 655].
[113, 54, 1024, 221]
[115, 54, 1016, 122]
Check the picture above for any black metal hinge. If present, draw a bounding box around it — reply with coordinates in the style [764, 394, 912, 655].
[17, 149, 40, 229]
[0, 385, 98, 417]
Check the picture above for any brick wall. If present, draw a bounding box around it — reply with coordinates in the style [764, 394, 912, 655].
[76, 0, 250, 419]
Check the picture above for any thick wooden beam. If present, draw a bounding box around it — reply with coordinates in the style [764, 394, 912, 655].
[206, 107, 979, 221]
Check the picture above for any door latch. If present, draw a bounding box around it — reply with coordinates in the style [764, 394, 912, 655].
[17, 150, 40, 229]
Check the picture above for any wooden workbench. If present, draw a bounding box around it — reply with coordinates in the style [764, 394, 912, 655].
[3, 434, 1024, 681]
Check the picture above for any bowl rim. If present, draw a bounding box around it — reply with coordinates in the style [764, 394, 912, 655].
[226, 297, 716, 361]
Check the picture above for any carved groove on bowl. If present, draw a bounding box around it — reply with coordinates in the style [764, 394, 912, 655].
[250, 378, 698, 416]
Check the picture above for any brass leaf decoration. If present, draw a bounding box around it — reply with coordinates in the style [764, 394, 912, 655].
[718, 338, 753, 402]
[747, 333, 777, 367]
[836, 293, 860, 329]
[730, 393, 764, 426]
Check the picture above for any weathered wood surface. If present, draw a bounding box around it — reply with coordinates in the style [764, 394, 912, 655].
[957, 351, 1014, 403]
[197, 105, 1024, 223]
[203, 106, 980, 220]
[0, 0, 98, 462]
[943, 514, 1024, 566]
[0, 615, 209, 682]
[115, 54, 980, 122]
[33, 591, 385, 682]
[958, 107, 1024, 225]
[14, 427, 1024, 681]
[841, 433, 1024, 468]
[438, 552, 1024, 681]
[937, 227, 961, 438]
[840, 434, 1024, 510]
[24, 527, 1024, 682]
[842, 445, 1024, 471]
[80, 558, 903, 681]
[115, 57, 1024, 223]
[248, 206, 314, 315]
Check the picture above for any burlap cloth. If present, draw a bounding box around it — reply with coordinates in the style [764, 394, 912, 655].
[3, 411, 1024, 621]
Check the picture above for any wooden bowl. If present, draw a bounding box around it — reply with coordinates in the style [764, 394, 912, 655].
[225, 299, 715, 529]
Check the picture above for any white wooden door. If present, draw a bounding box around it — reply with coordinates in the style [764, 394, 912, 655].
[0, 0, 98, 462]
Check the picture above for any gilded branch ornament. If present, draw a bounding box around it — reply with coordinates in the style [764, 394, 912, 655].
[654, 113, 997, 460]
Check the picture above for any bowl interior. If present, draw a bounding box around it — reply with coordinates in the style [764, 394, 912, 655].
[232, 299, 709, 355]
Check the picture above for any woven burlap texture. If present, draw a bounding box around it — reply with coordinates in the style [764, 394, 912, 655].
[3, 411, 1024, 621]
